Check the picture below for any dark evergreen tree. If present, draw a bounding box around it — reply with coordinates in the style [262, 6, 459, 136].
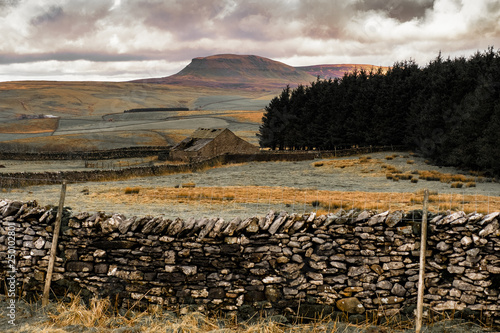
[258, 47, 500, 176]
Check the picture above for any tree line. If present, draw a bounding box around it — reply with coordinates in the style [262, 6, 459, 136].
[258, 47, 500, 176]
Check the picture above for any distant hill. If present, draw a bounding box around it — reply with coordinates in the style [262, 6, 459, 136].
[297, 64, 389, 79]
[134, 54, 387, 90]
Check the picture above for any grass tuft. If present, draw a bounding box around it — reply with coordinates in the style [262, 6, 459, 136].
[124, 187, 140, 194]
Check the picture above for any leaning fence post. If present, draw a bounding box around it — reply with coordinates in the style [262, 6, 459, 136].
[416, 189, 429, 333]
[42, 181, 67, 307]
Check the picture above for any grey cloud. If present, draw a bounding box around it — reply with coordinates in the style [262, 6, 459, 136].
[0, 0, 21, 9]
[27, 1, 112, 42]
[0, 52, 150, 64]
[127, 0, 348, 42]
[353, 0, 435, 22]
[31, 5, 64, 26]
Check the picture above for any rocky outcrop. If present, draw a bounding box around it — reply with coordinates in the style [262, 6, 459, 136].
[0, 199, 499, 326]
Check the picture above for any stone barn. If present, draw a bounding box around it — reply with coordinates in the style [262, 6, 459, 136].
[169, 128, 259, 162]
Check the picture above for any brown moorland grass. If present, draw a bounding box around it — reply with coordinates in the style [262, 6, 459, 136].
[322, 156, 489, 186]
[0, 118, 59, 134]
[93, 186, 500, 215]
[2, 131, 170, 151]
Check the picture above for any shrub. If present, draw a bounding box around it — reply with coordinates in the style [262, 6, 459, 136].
[451, 182, 463, 188]
[411, 177, 419, 183]
[311, 200, 321, 207]
[385, 155, 394, 160]
[466, 182, 476, 188]
[313, 162, 324, 167]
[386, 173, 394, 180]
[124, 187, 140, 194]
[407, 160, 415, 164]
[359, 156, 371, 163]
[398, 173, 412, 180]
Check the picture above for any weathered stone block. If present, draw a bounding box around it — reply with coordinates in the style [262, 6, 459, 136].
[66, 261, 93, 272]
[336, 297, 365, 314]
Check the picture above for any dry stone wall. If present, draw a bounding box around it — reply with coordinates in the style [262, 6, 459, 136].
[1, 199, 499, 326]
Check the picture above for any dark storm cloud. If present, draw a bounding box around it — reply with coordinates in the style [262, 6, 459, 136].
[354, 0, 435, 22]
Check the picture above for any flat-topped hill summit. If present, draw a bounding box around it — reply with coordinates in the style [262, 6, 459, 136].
[134, 54, 386, 89]
[135, 54, 315, 89]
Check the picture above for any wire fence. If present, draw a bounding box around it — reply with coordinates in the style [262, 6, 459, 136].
[1, 175, 499, 220]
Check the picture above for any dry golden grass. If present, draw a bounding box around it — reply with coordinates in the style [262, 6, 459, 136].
[417, 170, 476, 184]
[216, 111, 265, 123]
[124, 187, 141, 194]
[158, 129, 194, 144]
[28, 296, 494, 333]
[314, 157, 380, 170]
[0, 118, 59, 134]
[92, 186, 500, 214]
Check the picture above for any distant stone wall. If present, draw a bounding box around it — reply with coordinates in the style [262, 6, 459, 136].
[1, 199, 499, 326]
[0, 146, 170, 161]
[1, 146, 406, 188]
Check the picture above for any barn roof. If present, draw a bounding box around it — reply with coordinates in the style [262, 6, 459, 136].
[190, 128, 225, 139]
[172, 128, 227, 152]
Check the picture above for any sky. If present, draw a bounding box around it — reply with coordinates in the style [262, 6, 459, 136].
[1, 0, 499, 82]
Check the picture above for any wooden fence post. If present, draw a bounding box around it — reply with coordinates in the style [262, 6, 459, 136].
[416, 189, 429, 333]
[42, 181, 67, 307]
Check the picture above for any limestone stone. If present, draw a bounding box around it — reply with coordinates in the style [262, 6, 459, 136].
[385, 211, 403, 227]
[373, 296, 404, 305]
[447, 265, 465, 274]
[452, 279, 483, 292]
[348, 265, 371, 277]
[382, 262, 405, 270]
[365, 265, 381, 276]
[367, 211, 389, 226]
[101, 214, 125, 234]
[461, 236, 473, 247]
[376, 280, 393, 290]
[436, 241, 451, 251]
[479, 221, 499, 238]
[336, 297, 365, 314]
[391, 283, 407, 297]
[433, 301, 466, 311]
[487, 265, 500, 274]
[478, 212, 499, 225]
[268, 213, 288, 235]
